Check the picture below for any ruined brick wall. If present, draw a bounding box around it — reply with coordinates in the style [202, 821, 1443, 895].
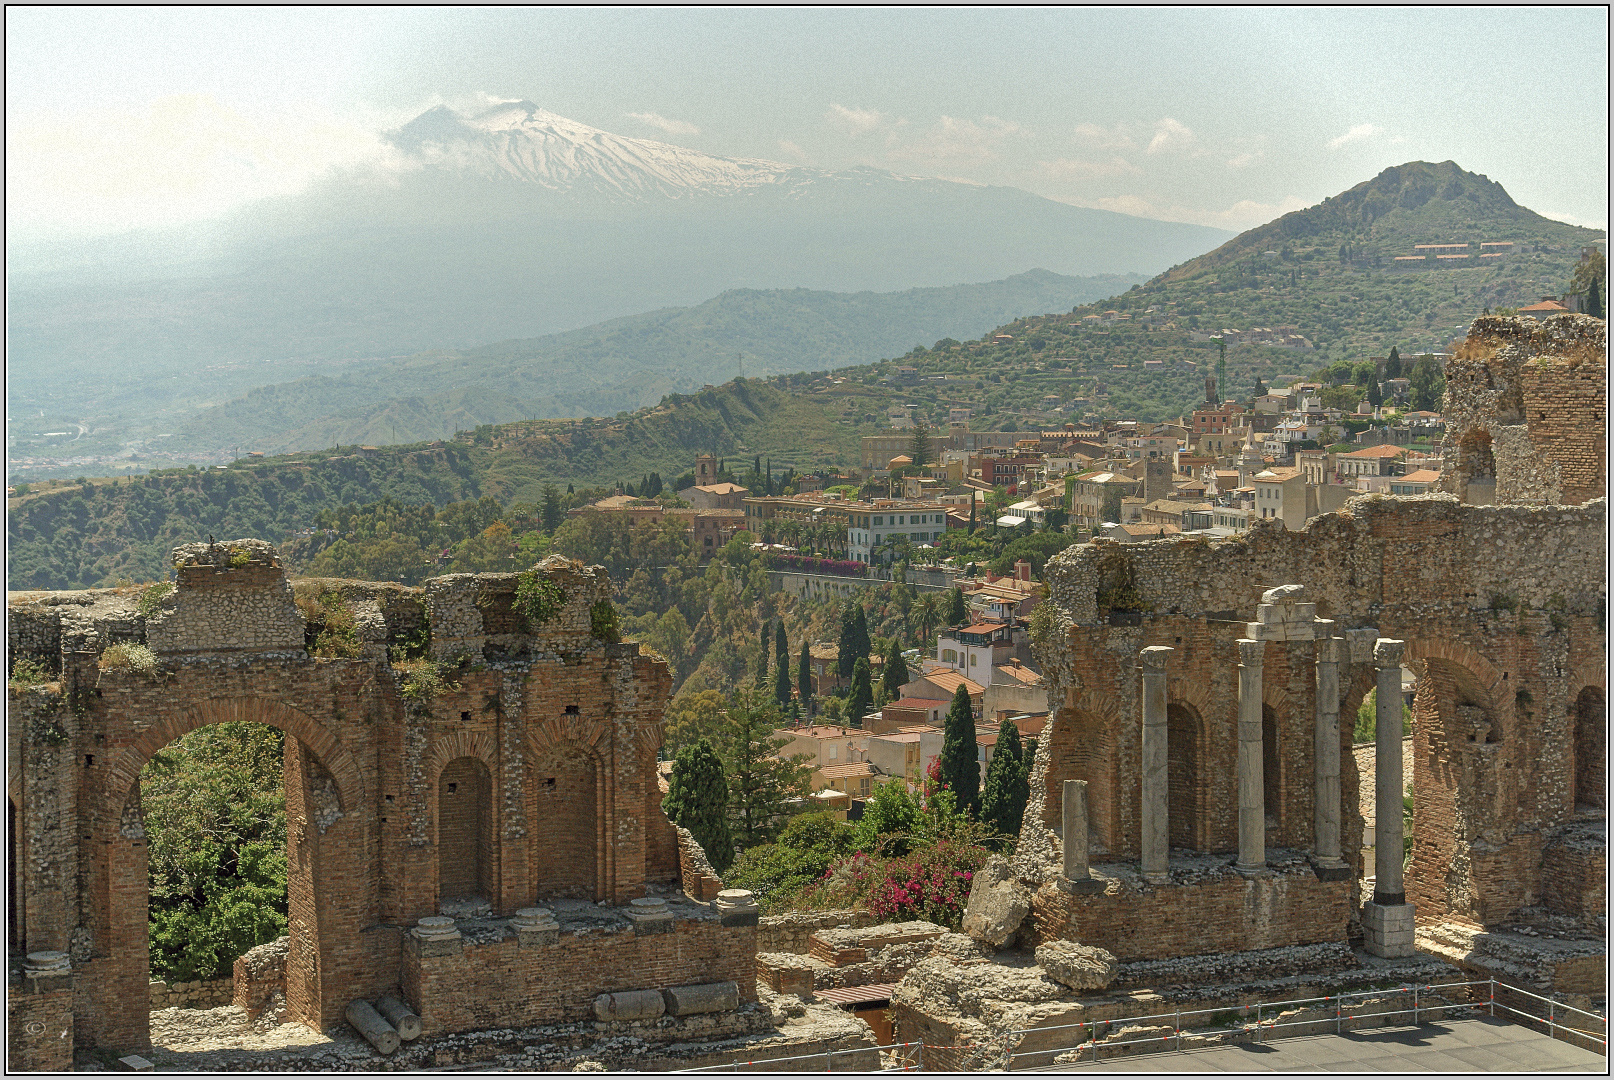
[7, 975, 73, 1073]
[402, 919, 757, 1035]
[5, 546, 705, 1067]
[1025, 861, 1350, 961]
[1438, 314, 1605, 506]
[1027, 496, 1605, 934]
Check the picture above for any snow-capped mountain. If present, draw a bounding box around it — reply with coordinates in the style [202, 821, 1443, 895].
[390, 100, 826, 198]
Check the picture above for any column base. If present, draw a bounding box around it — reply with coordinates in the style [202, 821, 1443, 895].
[1308, 856, 1353, 882]
[1234, 862, 1273, 880]
[1361, 901, 1417, 958]
[1140, 870, 1171, 886]
[1057, 873, 1108, 895]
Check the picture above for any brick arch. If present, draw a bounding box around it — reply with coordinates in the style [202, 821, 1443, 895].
[529, 713, 610, 754]
[528, 737, 607, 900]
[1166, 677, 1213, 725]
[1041, 691, 1121, 851]
[1401, 637, 1507, 714]
[101, 694, 365, 817]
[424, 729, 499, 785]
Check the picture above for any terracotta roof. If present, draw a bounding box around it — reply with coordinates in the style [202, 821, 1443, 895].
[693, 483, 749, 495]
[1519, 300, 1570, 313]
[1116, 522, 1181, 537]
[956, 622, 1007, 635]
[993, 663, 1044, 687]
[780, 726, 863, 741]
[1254, 467, 1301, 480]
[914, 671, 985, 697]
[817, 762, 880, 779]
[887, 697, 948, 711]
[1342, 445, 1407, 459]
[1399, 469, 1442, 483]
[809, 643, 839, 661]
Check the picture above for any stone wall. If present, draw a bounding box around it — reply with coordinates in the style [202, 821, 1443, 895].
[4, 545, 730, 1069]
[756, 910, 880, 955]
[401, 917, 757, 1035]
[149, 977, 233, 1010]
[1026, 494, 1605, 938]
[7, 971, 74, 1073]
[1438, 314, 1605, 507]
[1025, 855, 1349, 962]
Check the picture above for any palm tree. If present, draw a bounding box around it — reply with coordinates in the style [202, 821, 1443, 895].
[910, 594, 941, 647]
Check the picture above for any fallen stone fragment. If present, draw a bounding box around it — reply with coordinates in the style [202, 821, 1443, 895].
[962, 856, 1030, 947]
[1035, 939, 1119, 990]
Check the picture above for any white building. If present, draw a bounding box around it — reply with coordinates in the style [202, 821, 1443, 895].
[844, 501, 950, 564]
[936, 621, 1014, 678]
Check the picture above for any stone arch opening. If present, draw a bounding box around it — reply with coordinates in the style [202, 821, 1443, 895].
[1262, 703, 1281, 827]
[1166, 703, 1203, 851]
[529, 743, 601, 900]
[1456, 430, 1496, 503]
[437, 756, 494, 905]
[1574, 686, 1605, 811]
[85, 697, 362, 1051]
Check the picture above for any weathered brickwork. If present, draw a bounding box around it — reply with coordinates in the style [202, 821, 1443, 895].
[1028, 484, 1605, 954]
[402, 917, 757, 1035]
[5, 547, 742, 1067]
[7, 974, 74, 1073]
[1438, 314, 1606, 506]
[1025, 857, 1349, 961]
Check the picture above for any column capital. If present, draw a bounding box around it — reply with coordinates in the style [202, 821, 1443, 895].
[1345, 627, 1380, 664]
[1139, 645, 1174, 672]
[1237, 638, 1264, 666]
[1316, 636, 1346, 665]
[1373, 638, 1406, 667]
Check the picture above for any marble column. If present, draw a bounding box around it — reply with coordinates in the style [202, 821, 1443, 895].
[1372, 639, 1407, 905]
[1362, 637, 1415, 957]
[1236, 639, 1266, 873]
[1062, 780, 1089, 880]
[1312, 634, 1348, 875]
[1139, 646, 1173, 884]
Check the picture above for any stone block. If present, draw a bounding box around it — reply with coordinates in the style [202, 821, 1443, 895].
[962, 856, 1030, 948]
[117, 1055, 155, 1072]
[1036, 940, 1119, 990]
[593, 989, 666, 1022]
[663, 981, 740, 1016]
[716, 888, 761, 927]
[1361, 901, 1417, 958]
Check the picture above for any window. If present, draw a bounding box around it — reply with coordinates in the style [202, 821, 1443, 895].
[943, 649, 957, 663]
[874, 516, 884, 526]
[829, 745, 838, 759]
[969, 654, 978, 666]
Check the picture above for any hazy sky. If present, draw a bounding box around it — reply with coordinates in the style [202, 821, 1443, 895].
[7, 7, 1608, 238]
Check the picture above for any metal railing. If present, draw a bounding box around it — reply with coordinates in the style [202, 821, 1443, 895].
[673, 1040, 924, 1073]
[1000, 978, 1606, 1070]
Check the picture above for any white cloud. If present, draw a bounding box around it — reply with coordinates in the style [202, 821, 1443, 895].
[1145, 117, 1196, 155]
[891, 114, 1024, 166]
[6, 93, 402, 236]
[1326, 123, 1380, 150]
[1072, 122, 1136, 151]
[1082, 192, 1310, 232]
[625, 111, 700, 138]
[1537, 209, 1609, 230]
[1034, 156, 1141, 180]
[827, 103, 886, 136]
[776, 139, 809, 162]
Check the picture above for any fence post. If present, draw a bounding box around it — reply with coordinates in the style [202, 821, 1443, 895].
[1175, 1010, 1181, 1053]
[826, 1046, 833, 1072]
[1414, 985, 1419, 1025]
[1489, 979, 1495, 1019]
[1256, 1004, 1262, 1044]
[1549, 999, 1555, 1042]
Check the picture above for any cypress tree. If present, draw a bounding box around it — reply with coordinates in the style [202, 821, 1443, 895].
[946, 586, 968, 627]
[847, 657, 874, 729]
[939, 684, 980, 816]
[1384, 347, 1402, 380]
[662, 738, 734, 873]
[836, 605, 858, 681]
[776, 621, 789, 670]
[757, 621, 770, 683]
[797, 641, 813, 714]
[851, 605, 871, 666]
[880, 637, 909, 702]
[980, 721, 1030, 841]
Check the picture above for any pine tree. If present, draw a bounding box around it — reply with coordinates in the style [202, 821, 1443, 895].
[719, 687, 813, 848]
[540, 484, 563, 532]
[847, 657, 874, 729]
[880, 638, 909, 702]
[946, 586, 968, 627]
[797, 641, 813, 715]
[662, 738, 734, 874]
[939, 684, 981, 816]
[980, 721, 1030, 842]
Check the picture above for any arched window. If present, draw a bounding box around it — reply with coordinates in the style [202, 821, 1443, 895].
[1167, 703, 1202, 851]
[437, 757, 493, 903]
[1575, 686, 1605, 811]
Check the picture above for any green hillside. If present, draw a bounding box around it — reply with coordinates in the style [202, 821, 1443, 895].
[7, 269, 1142, 474]
[9, 161, 1603, 591]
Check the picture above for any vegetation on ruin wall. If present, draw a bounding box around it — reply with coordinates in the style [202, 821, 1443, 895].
[140, 722, 288, 983]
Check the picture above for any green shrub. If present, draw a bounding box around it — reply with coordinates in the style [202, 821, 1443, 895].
[228, 547, 252, 569]
[137, 581, 174, 618]
[395, 658, 457, 702]
[8, 658, 54, 691]
[309, 593, 363, 659]
[590, 599, 620, 643]
[100, 642, 159, 676]
[514, 571, 568, 627]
